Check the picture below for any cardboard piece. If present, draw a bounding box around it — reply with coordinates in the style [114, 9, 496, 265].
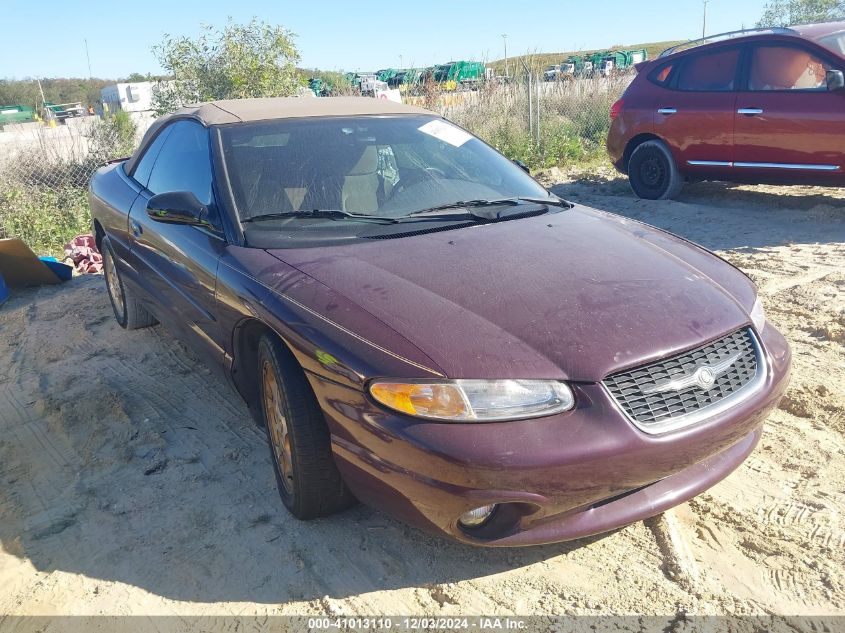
[0, 238, 61, 288]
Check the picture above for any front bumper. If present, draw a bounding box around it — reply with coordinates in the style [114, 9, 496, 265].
[312, 323, 791, 547]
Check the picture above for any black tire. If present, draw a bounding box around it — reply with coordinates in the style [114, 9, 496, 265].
[258, 334, 356, 519]
[628, 140, 684, 200]
[102, 241, 157, 330]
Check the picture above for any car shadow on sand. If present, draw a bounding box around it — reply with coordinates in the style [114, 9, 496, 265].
[550, 175, 845, 252]
[0, 278, 611, 606]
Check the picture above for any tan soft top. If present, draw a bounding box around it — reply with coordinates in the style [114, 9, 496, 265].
[125, 96, 437, 174]
[177, 96, 435, 124]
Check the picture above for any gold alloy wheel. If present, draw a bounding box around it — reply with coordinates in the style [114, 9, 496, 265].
[262, 359, 294, 494]
[104, 250, 125, 318]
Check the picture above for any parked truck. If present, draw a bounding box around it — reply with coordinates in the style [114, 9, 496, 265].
[557, 53, 602, 79]
[308, 77, 331, 96]
[376, 68, 399, 83]
[388, 68, 425, 90]
[544, 64, 561, 81]
[43, 101, 85, 122]
[597, 49, 648, 77]
[432, 61, 485, 90]
[345, 72, 378, 91]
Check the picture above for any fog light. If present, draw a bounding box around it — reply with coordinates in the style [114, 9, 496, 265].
[458, 504, 497, 528]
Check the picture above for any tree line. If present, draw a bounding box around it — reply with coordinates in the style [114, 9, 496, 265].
[757, 0, 844, 26]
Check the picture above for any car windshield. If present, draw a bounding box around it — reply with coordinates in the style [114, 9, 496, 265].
[814, 30, 845, 56]
[219, 114, 552, 241]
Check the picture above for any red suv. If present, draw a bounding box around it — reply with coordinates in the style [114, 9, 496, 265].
[607, 22, 845, 199]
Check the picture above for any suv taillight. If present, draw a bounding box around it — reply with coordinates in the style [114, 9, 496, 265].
[610, 98, 624, 120]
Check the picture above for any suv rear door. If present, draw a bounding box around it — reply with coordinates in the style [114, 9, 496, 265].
[733, 41, 845, 182]
[653, 46, 741, 173]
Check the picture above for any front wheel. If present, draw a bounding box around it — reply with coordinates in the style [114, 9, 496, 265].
[102, 242, 157, 330]
[627, 140, 684, 200]
[258, 334, 356, 519]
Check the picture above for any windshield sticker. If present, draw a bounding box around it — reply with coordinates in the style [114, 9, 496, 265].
[418, 120, 472, 147]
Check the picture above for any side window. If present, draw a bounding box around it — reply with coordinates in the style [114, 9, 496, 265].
[676, 48, 740, 91]
[147, 120, 213, 205]
[130, 127, 172, 187]
[749, 45, 832, 91]
[649, 62, 675, 86]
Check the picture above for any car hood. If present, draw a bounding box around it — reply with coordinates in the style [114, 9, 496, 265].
[267, 205, 757, 382]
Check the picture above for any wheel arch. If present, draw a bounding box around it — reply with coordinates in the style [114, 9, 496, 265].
[623, 133, 664, 173]
[92, 219, 106, 251]
[231, 318, 301, 425]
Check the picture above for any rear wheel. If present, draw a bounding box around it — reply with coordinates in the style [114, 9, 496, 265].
[258, 334, 355, 519]
[102, 242, 157, 330]
[628, 140, 684, 200]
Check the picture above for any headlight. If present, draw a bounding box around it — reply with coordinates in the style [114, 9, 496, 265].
[750, 297, 766, 333]
[368, 379, 575, 422]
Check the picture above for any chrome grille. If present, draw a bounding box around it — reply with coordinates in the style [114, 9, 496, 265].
[603, 328, 761, 433]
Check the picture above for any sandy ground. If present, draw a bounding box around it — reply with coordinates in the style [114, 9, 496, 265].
[1, 173, 843, 620]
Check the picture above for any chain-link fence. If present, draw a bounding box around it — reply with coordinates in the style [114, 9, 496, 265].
[0, 113, 150, 257]
[437, 73, 631, 170]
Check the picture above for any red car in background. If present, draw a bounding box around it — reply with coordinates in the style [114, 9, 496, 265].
[607, 22, 845, 199]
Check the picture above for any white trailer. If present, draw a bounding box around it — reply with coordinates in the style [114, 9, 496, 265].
[100, 82, 156, 113]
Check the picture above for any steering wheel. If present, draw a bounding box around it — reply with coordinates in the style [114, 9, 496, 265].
[387, 167, 448, 202]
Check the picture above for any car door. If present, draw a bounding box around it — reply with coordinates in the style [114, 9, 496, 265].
[106, 125, 173, 286]
[733, 41, 845, 182]
[126, 119, 228, 369]
[653, 46, 741, 173]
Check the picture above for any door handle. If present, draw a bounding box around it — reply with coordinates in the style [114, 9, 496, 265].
[130, 220, 142, 237]
[657, 107, 677, 115]
[737, 108, 764, 115]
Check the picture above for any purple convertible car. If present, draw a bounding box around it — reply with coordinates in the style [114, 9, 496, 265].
[89, 97, 791, 546]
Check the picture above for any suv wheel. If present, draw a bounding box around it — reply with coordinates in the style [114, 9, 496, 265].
[628, 140, 684, 200]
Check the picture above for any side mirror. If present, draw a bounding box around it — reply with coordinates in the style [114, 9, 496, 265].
[513, 159, 530, 174]
[826, 69, 844, 91]
[146, 191, 209, 225]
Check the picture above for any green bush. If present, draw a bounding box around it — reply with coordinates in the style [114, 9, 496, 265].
[475, 117, 605, 172]
[0, 185, 90, 257]
[442, 77, 624, 172]
[0, 114, 131, 258]
[88, 110, 137, 161]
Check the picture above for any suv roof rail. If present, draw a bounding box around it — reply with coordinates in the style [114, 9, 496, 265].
[658, 27, 799, 57]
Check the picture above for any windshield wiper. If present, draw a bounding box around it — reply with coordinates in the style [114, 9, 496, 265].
[405, 196, 571, 218]
[242, 209, 397, 224]
[510, 196, 572, 208]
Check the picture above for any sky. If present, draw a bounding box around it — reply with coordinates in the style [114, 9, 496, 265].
[2, 0, 771, 79]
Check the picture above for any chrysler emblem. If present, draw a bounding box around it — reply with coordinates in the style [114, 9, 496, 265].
[694, 367, 716, 390]
[641, 351, 742, 395]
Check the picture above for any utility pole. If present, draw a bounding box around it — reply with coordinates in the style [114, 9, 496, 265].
[84, 39, 92, 78]
[399, 54, 403, 69]
[702, 1, 709, 38]
[36, 78, 47, 121]
[501, 33, 509, 78]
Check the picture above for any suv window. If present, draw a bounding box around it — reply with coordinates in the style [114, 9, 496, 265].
[147, 120, 213, 205]
[749, 45, 832, 91]
[130, 127, 172, 187]
[676, 48, 740, 91]
[649, 62, 675, 86]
